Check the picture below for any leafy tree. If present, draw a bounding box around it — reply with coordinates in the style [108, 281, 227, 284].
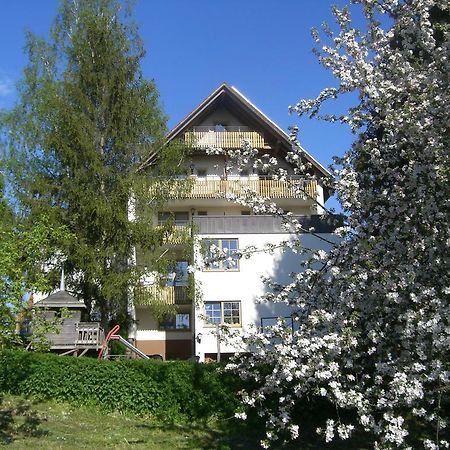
[0, 172, 13, 227]
[2, 0, 187, 328]
[225, 1, 450, 448]
[0, 213, 71, 349]
[1, 163, 71, 349]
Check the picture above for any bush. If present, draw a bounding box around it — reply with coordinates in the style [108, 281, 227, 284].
[0, 350, 242, 422]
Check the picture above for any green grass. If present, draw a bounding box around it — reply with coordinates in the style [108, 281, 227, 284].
[0, 394, 258, 449]
[0, 394, 373, 449]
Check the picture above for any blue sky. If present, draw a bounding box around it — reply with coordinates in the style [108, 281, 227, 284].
[0, 0, 361, 210]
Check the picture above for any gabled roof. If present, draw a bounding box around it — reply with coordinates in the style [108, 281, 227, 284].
[35, 290, 86, 309]
[166, 83, 331, 178]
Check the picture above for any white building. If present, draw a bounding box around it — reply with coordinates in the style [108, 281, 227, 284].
[133, 83, 337, 361]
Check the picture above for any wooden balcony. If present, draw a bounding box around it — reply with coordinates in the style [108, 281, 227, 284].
[185, 131, 265, 149]
[152, 177, 317, 201]
[158, 225, 191, 245]
[134, 285, 191, 306]
[42, 321, 104, 352]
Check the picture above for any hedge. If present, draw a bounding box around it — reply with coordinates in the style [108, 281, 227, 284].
[0, 349, 243, 422]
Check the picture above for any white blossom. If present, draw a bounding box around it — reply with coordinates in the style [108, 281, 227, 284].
[218, 1, 449, 448]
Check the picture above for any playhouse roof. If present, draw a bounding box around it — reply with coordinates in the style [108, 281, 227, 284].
[35, 290, 86, 309]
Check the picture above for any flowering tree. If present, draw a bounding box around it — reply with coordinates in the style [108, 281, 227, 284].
[225, 1, 450, 448]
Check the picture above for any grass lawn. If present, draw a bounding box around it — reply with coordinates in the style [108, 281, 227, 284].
[0, 394, 259, 450]
[0, 394, 372, 449]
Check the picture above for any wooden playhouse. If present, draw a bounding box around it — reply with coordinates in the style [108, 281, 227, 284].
[34, 290, 104, 356]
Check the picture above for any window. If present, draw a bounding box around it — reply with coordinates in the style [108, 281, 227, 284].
[205, 301, 241, 326]
[174, 261, 189, 286]
[241, 211, 250, 215]
[159, 313, 190, 330]
[214, 123, 227, 132]
[165, 260, 189, 287]
[205, 302, 221, 324]
[158, 212, 170, 225]
[197, 211, 208, 216]
[197, 168, 207, 177]
[158, 211, 189, 226]
[203, 238, 239, 271]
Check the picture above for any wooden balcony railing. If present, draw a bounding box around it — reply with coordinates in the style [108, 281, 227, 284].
[185, 131, 265, 149]
[151, 178, 317, 201]
[158, 225, 191, 245]
[134, 285, 191, 306]
[75, 322, 104, 350]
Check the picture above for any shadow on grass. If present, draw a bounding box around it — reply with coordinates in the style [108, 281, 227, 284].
[135, 419, 262, 450]
[0, 395, 48, 445]
[135, 418, 372, 450]
[135, 411, 377, 450]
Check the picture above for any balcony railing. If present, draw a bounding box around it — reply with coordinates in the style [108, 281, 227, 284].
[157, 225, 191, 245]
[151, 177, 317, 201]
[75, 322, 104, 350]
[134, 285, 191, 306]
[185, 130, 265, 149]
[193, 215, 341, 234]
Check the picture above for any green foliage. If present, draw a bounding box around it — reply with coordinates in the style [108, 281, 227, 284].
[0, 172, 13, 226]
[147, 300, 178, 323]
[0, 215, 72, 349]
[0, 350, 242, 422]
[1, 0, 189, 328]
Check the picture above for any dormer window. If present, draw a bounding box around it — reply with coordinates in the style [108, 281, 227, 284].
[214, 123, 227, 132]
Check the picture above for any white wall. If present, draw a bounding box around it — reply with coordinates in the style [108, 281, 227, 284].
[190, 154, 296, 178]
[136, 306, 191, 341]
[193, 232, 337, 361]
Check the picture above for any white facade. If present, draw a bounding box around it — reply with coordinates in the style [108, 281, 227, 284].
[194, 230, 336, 362]
[133, 84, 336, 361]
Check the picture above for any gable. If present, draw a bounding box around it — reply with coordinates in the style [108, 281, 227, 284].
[167, 83, 331, 180]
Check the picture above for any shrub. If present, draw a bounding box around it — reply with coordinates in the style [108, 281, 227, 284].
[0, 350, 242, 422]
